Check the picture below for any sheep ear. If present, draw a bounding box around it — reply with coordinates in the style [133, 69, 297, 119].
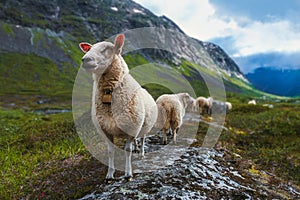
[79, 42, 92, 53]
[114, 34, 125, 54]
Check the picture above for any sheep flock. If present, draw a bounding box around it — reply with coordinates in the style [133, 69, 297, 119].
[79, 34, 265, 181]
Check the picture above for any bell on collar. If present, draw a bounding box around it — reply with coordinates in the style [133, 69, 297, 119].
[103, 88, 112, 104]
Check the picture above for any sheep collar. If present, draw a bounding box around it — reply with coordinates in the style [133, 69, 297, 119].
[102, 86, 113, 104]
[99, 73, 142, 106]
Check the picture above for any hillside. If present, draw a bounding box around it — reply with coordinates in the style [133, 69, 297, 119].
[0, 0, 269, 108]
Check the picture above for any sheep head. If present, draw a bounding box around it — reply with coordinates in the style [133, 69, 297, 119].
[179, 93, 194, 109]
[79, 34, 125, 73]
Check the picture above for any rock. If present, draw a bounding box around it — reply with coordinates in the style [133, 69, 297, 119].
[79, 135, 300, 199]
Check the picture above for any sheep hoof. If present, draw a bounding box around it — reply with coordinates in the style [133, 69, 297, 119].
[163, 141, 167, 145]
[133, 148, 140, 153]
[124, 176, 133, 181]
[105, 178, 114, 184]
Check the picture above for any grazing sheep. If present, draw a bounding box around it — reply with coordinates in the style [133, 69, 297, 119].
[155, 93, 194, 145]
[263, 104, 274, 109]
[195, 97, 208, 114]
[79, 34, 157, 181]
[196, 96, 214, 115]
[211, 100, 227, 115]
[248, 100, 257, 105]
[210, 100, 232, 115]
[207, 97, 214, 115]
[225, 102, 232, 114]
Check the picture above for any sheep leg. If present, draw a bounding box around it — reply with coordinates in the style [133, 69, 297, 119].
[172, 128, 177, 144]
[208, 107, 212, 115]
[125, 138, 133, 180]
[171, 122, 179, 145]
[199, 106, 203, 115]
[173, 127, 179, 144]
[133, 138, 140, 153]
[163, 128, 167, 145]
[105, 139, 115, 182]
[140, 137, 145, 159]
[205, 106, 209, 115]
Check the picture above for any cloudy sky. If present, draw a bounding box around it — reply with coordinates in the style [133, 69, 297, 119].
[134, 0, 300, 73]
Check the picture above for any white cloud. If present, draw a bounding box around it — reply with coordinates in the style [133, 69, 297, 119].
[134, 0, 300, 57]
[134, 0, 234, 40]
[232, 20, 300, 57]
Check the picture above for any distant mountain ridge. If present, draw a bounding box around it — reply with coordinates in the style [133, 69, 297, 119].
[0, 0, 258, 100]
[246, 67, 300, 97]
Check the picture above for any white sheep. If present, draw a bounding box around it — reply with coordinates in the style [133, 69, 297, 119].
[79, 34, 158, 181]
[206, 97, 214, 115]
[195, 96, 208, 114]
[225, 102, 232, 113]
[248, 100, 257, 105]
[263, 104, 274, 109]
[155, 93, 194, 144]
[195, 96, 213, 115]
[211, 100, 227, 115]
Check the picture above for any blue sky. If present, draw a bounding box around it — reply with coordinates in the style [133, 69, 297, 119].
[134, 0, 300, 73]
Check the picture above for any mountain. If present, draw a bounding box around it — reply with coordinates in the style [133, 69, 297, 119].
[0, 0, 265, 106]
[246, 67, 300, 97]
[232, 52, 300, 74]
[202, 42, 245, 81]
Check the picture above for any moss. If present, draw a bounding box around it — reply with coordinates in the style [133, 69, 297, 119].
[0, 52, 76, 98]
[1, 22, 14, 36]
[62, 40, 83, 66]
[32, 29, 45, 44]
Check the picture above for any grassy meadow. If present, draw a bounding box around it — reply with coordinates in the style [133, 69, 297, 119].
[1, 95, 300, 199]
[0, 50, 299, 199]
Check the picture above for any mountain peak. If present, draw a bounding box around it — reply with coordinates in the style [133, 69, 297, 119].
[0, 0, 251, 97]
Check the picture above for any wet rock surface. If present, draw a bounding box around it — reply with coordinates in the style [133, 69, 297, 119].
[79, 134, 300, 200]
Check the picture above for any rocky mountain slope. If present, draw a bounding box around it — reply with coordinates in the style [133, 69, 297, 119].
[0, 0, 258, 102]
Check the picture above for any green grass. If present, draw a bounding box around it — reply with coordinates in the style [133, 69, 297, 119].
[1, 22, 14, 36]
[219, 103, 300, 184]
[0, 109, 86, 199]
[180, 59, 219, 79]
[123, 53, 150, 68]
[0, 52, 77, 98]
[143, 83, 173, 100]
[192, 102, 300, 184]
[31, 28, 46, 45]
[1, 102, 299, 198]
